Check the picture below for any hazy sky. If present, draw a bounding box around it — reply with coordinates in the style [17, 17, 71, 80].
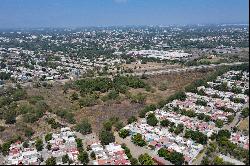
[0, 0, 248, 28]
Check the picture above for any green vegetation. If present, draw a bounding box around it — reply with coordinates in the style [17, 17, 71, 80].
[215, 119, 224, 128]
[158, 81, 169, 91]
[241, 107, 249, 118]
[139, 104, 157, 118]
[131, 133, 146, 147]
[28, 95, 44, 105]
[119, 129, 130, 139]
[45, 133, 53, 142]
[1, 141, 11, 156]
[75, 75, 148, 95]
[76, 138, 83, 152]
[90, 151, 96, 160]
[72, 75, 150, 106]
[158, 148, 185, 165]
[160, 119, 170, 127]
[45, 157, 56, 165]
[184, 129, 207, 145]
[196, 99, 207, 107]
[79, 93, 98, 107]
[0, 72, 11, 80]
[75, 120, 92, 135]
[213, 130, 249, 165]
[169, 124, 184, 135]
[71, 92, 79, 101]
[35, 138, 44, 151]
[179, 109, 197, 118]
[138, 153, 155, 165]
[99, 130, 115, 145]
[54, 109, 76, 124]
[146, 113, 158, 126]
[121, 143, 138, 164]
[78, 151, 89, 165]
[127, 116, 137, 124]
[128, 92, 147, 104]
[47, 118, 61, 129]
[62, 154, 70, 164]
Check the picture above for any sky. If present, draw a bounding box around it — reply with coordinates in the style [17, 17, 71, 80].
[0, 0, 248, 28]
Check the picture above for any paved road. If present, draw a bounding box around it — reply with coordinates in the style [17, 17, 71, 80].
[193, 103, 249, 165]
[219, 154, 245, 165]
[223, 102, 249, 131]
[125, 62, 247, 77]
[114, 132, 173, 165]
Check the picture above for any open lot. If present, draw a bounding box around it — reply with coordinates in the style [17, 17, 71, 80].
[122, 62, 181, 72]
[33, 70, 214, 132]
[0, 69, 216, 142]
[238, 117, 249, 132]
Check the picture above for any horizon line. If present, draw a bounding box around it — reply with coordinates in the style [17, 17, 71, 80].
[0, 22, 249, 30]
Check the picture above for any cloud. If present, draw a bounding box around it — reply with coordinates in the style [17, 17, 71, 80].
[113, 0, 128, 3]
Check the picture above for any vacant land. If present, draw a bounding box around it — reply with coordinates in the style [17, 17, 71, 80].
[122, 62, 181, 72]
[238, 117, 249, 132]
[31, 70, 215, 133]
[0, 69, 217, 143]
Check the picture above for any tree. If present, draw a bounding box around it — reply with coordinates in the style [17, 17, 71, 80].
[90, 151, 96, 160]
[23, 141, 29, 148]
[35, 139, 43, 151]
[24, 127, 34, 138]
[79, 95, 97, 107]
[241, 107, 249, 118]
[71, 92, 79, 101]
[160, 119, 170, 127]
[47, 143, 51, 150]
[213, 156, 224, 165]
[168, 91, 187, 102]
[139, 104, 157, 118]
[12, 89, 27, 101]
[119, 129, 130, 139]
[76, 138, 83, 151]
[174, 124, 184, 135]
[45, 133, 52, 142]
[132, 133, 146, 147]
[184, 130, 207, 145]
[215, 119, 224, 128]
[127, 116, 137, 124]
[4, 110, 16, 124]
[197, 113, 205, 120]
[196, 99, 207, 106]
[2, 141, 11, 156]
[130, 158, 139, 165]
[146, 113, 158, 126]
[107, 90, 119, 100]
[103, 120, 113, 131]
[62, 154, 70, 164]
[99, 130, 115, 145]
[78, 151, 89, 165]
[201, 156, 210, 165]
[169, 151, 185, 165]
[227, 115, 234, 123]
[204, 115, 211, 122]
[75, 120, 92, 135]
[130, 93, 146, 104]
[158, 148, 167, 157]
[216, 130, 231, 140]
[114, 121, 124, 131]
[138, 153, 155, 165]
[45, 157, 56, 165]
